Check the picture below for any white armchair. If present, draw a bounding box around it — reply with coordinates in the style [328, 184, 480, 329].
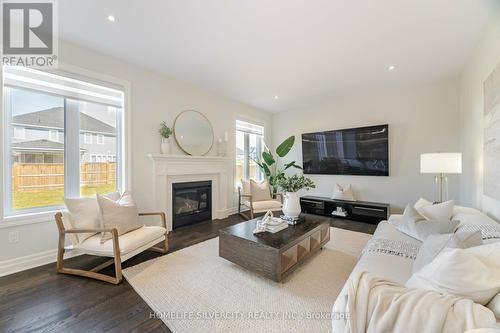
[238, 179, 283, 220]
[55, 211, 168, 284]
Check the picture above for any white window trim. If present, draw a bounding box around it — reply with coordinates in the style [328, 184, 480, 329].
[96, 134, 104, 145]
[1, 62, 132, 225]
[13, 126, 25, 139]
[49, 129, 59, 142]
[83, 132, 92, 144]
[235, 118, 265, 188]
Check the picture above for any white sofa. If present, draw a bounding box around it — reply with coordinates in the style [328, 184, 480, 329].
[332, 205, 500, 331]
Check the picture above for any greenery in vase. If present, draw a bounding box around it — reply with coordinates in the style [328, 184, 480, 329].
[159, 121, 173, 139]
[254, 136, 302, 195]
[277, 174, 315, 193]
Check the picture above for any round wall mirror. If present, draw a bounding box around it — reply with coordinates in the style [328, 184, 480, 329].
[174, 110, 214, 156]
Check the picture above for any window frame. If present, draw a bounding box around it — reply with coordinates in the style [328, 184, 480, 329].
[13, 126, 25, 139]
[83, 132, 92, 144]
[235, 119, 265, 185]
[48, 129, 59, 142]
[1, 64, 131, 221]
[96, 134, 104, 145]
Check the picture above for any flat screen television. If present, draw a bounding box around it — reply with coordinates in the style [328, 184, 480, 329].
[302, 124, 389, 176]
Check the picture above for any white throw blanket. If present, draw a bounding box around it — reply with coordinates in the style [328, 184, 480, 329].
[332, 271, 498, 333]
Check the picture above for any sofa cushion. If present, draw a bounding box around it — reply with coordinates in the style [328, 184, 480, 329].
[406, 242, 500, 305]
[77, 226, 166, 256]
[349, 221, 419, 284]
[412, 231, 482, 273]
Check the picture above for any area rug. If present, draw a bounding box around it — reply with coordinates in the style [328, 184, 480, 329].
[123, 227, 371, 333]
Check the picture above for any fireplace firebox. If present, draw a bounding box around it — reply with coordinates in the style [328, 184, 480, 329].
[172, 181, 212, 229]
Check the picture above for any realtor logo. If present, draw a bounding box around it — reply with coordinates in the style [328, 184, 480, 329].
[1, 0, 58, 67]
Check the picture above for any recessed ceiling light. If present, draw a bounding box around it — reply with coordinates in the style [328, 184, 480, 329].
[274, 95, 279, 100]
[388, 65, 396, 71]
[107, 15, 117, 22]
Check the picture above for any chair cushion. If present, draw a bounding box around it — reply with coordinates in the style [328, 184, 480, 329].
[243, 200, 282, 211]
[250, 179, 272, 201]
[77, 226, 166, 256]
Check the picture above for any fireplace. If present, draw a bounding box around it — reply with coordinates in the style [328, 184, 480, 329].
[172, 181, 212, 229]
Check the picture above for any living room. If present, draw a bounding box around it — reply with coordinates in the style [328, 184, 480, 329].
[1, 1, 500, 332]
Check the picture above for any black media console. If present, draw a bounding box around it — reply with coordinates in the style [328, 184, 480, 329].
[300, 195, 390, 224]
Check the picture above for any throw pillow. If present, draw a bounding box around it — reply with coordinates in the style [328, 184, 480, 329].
[64, 192, 124, 243]
[331, 184, 355, 201]
[406, 242, 500, 305]
[412, 231, 483, 273]
[397, 204, 459, 241]
[97, 192, 143, 243]
[417, 200, 455, 221]
[414, 197, 432, 211]
[250, 179, 272, 201]
[241, 179, 251, 195]
[64, 196, 102, 242]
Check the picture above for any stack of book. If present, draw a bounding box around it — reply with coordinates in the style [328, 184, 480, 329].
[280, 215, 305, 225]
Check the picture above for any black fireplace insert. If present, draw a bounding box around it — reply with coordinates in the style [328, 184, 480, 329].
[172, 181, 212, 229]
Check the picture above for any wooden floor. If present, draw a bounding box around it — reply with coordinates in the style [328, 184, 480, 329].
[0, 214, 376, 333]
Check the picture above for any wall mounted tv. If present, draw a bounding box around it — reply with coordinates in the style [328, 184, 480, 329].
[302, 124, 389, 176]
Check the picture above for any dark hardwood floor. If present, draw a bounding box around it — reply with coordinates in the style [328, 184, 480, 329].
[0, 213, 375, 333]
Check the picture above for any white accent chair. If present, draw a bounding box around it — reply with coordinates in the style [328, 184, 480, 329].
[55, 211, 168, 284]
[238, 179, 283, 220]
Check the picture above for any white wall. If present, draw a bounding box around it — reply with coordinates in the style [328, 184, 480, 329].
[272, 79, 461, 213]
[0, 40, 272, 274]
[459, 10, 500, 220]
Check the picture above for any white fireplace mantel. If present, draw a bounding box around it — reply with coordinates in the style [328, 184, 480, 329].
[147, 154, 233, 231]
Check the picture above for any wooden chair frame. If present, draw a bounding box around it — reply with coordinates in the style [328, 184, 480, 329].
[238, 187, 283, 220]
[55, 212, 168, 284]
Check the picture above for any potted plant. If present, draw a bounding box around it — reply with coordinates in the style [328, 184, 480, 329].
[277, 174, 315, 217]
[255, 136, 302, 195]
[159, 121, 173, 154]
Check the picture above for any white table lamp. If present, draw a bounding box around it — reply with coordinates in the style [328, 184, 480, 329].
[420, 153, 462, 202]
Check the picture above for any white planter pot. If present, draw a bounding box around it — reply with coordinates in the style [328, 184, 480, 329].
[282, 191, 301, 218]
[160, 138, 170, 154]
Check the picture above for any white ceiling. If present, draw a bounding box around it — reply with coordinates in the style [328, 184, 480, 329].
[59, 0, 499, 113]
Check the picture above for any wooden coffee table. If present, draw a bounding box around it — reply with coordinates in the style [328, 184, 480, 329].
[219, 215, 330, 282]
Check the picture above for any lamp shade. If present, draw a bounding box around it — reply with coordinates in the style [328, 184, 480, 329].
[420, 153, 462, 174]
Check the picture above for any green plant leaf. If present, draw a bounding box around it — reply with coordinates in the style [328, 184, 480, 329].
[262, 163, 271, 177]
[262, 151, 275, 166]
[276, 136, 295, 157]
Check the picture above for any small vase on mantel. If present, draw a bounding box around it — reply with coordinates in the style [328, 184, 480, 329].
[160, 137, 170, 155]
[282, 191, 301, 218]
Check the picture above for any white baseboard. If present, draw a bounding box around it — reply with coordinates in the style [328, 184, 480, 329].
[226, 206, 239, 215]
[0, 248, 79, 277]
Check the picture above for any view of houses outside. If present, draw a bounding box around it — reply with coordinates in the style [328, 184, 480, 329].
[9, 88, 118, 209]
[235, 122, 264, 187]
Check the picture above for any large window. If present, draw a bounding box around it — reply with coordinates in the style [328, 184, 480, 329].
[235, 120, 264, 185]
[3, 66, 125, 215]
